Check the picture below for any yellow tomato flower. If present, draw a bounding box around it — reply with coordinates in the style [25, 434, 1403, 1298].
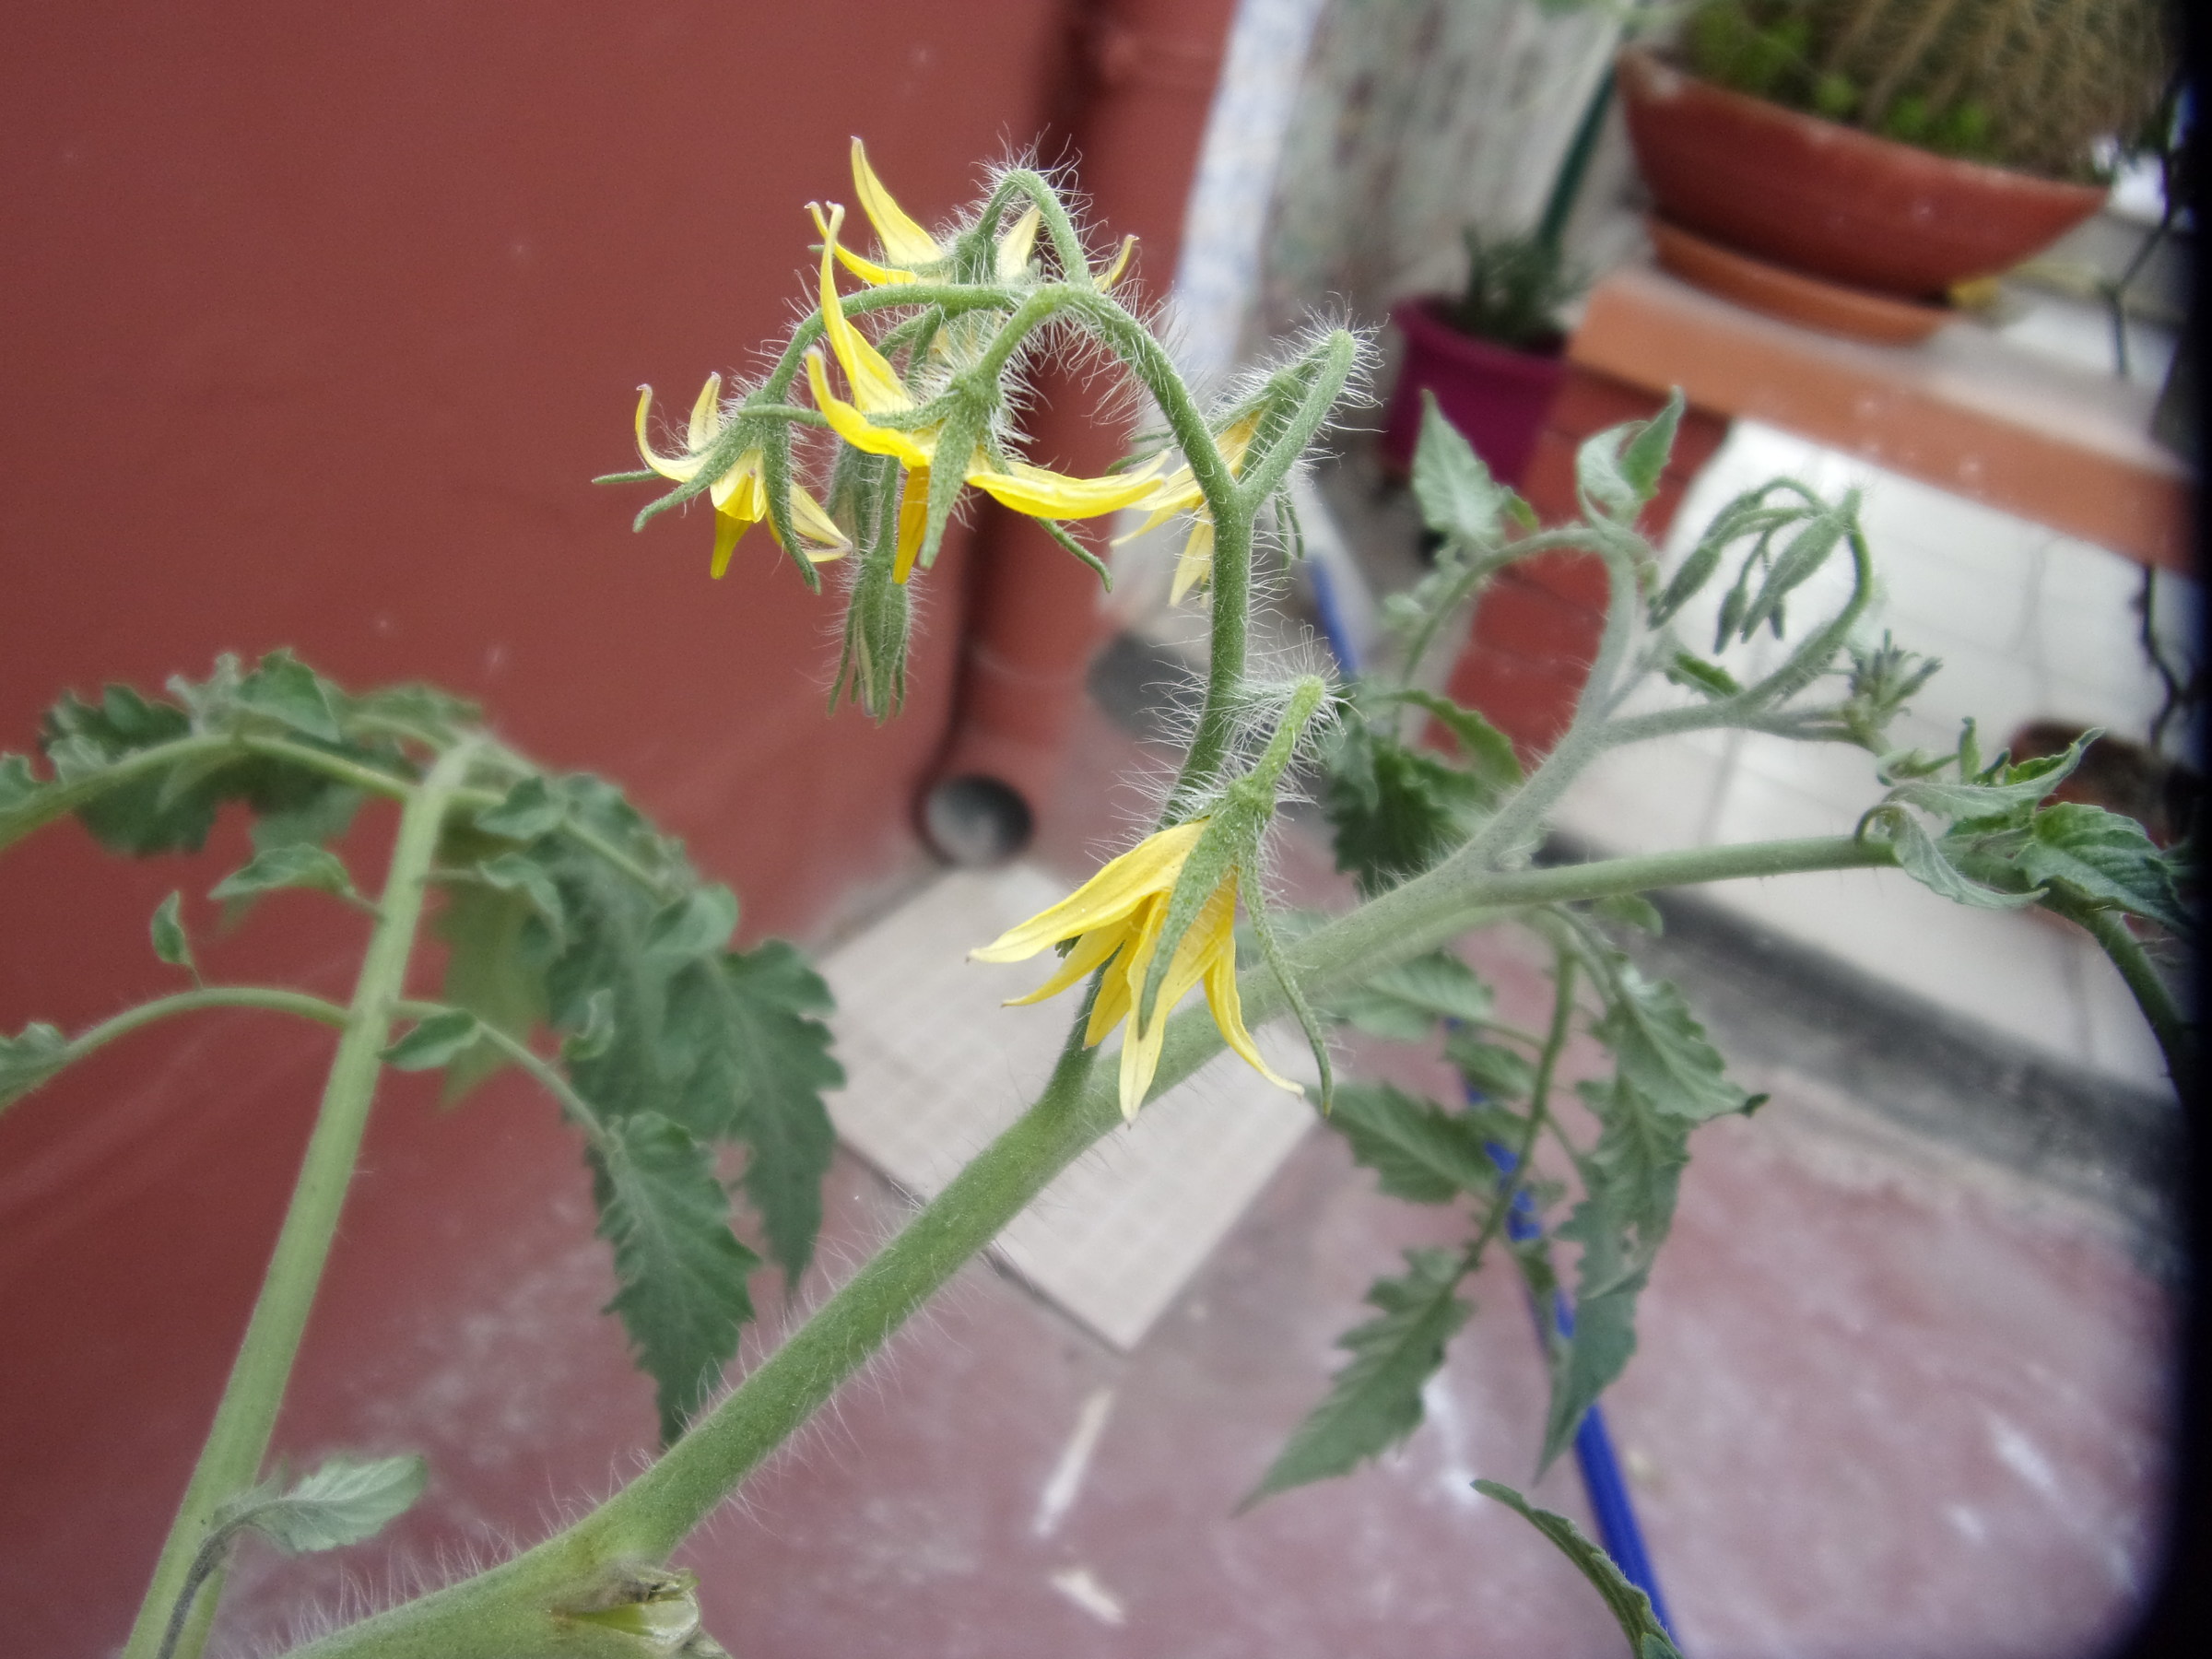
[971, 820, 1302, 1121]
[805, 204, 1162, 582]
[836, 137, 1133, 292]
[1118, 413, 1261, 603]
[633, 375, 848, 576]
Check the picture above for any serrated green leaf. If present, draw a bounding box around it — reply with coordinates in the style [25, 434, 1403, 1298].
[234, 649, 346, 744]
[589, 1112, 759, 1444]
[711, 941, 841, 1282]
[1577, 394, 1681, 523]
[1445, 1032, 1538, 1100]
[1411, 393, 1518, 547]
[1473, 1480, 1682, 1659]
[382, 1008, 485, 1071]
[1, 1022, 70, 1112]
[1591, 962, 1747, 1124]
[1592, 893, 1664, 935]
[1541, 1186, 1652, 1471]
[1247, 1248, 1471, 1504]
[41, 688, 218, 853]
[475, 775, 566, 841]
[1575, 1074, 1689, 1263]
[150, 892, 197, 978]
[2018, 803, 2193, 935]
[1870, 806, 2041, 910]
[347, 681, 481, 741]
[214, 1454, 427, 1557]
[1323, 717, 1490, 898]
[1888, 734, 2088, 824]
[1325, 1083, 1499, 1203]
[1328, 950, 1494, 1040]
[1388, 689, 1523, 790]
[210, 843, 363, 907]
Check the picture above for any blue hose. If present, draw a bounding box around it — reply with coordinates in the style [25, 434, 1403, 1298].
[1488, 1137, 1678, 1638]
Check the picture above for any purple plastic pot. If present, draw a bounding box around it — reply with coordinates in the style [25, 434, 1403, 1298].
[1379, 297, 1567, 485]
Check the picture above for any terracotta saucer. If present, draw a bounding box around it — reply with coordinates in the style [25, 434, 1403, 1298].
[1648, 218, 1951, 346]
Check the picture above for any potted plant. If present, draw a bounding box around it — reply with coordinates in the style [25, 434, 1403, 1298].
[1618, 0, 2173, 319]
[1375, 46, 1622, 486]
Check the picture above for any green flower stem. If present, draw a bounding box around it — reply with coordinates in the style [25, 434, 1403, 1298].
[0, 989, 349, 1123]
[2048, 897, 2196, 1093]
[1460, 952, 1577, 1272]
[981, 170, 1092, 279]
[121, 744, 476, 1659]
[276, 830, 1897, 1659]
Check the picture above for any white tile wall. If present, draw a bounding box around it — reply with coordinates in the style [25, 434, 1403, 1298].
[1550, 421, 2194, 1091]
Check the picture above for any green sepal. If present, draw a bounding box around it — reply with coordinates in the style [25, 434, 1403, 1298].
[1243, 1248, 1471, 1506]
[1472, 1480, 1682, 1659]
[1662, 652, 1740, 700]
[757, 423, 825, 592]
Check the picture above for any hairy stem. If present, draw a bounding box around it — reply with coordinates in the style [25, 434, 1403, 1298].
[2054, 900, 2196, 1094]
[121, 745, 475, 1659]
[276, 830, 1897, 1659]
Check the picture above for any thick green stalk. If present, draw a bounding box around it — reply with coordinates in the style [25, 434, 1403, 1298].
[277, 830, 1898, 1659]
[2056, 898, 2196, 1094]
[121, 746, 473, 1659]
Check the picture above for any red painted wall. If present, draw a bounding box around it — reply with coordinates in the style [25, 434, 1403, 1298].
[0, 5, 1129, 1652]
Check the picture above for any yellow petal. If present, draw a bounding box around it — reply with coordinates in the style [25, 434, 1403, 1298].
[1003, 919, 1131, 1006]
[1170, 517, 1216, 604]
[995, 205, 1041, 280]
[970, 820, 1206, 962]
[810, 203, 914, 416]
[634, 386, 703, 483]
[965, 458, 1164, 520]
[1218, 411, 1261, 470]
[805, 350, 935, 469]
[786, 481, 851, 556]
[893, 466, 930, 584]
[851, 137, 943, 267]
[687, 374, 723, 452]
[710, 508, 748, 579]
[708, 449, 766, 513]
[833, 241, 920, 287]
[1087, 915, 1141, 1046]
[1204, 924, 1302, 1096]
[1099, 234, 1137, 291]
[1117, 880, 1236, 1119]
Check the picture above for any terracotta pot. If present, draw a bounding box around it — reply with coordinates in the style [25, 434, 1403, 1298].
[1617, 46, 2106, 300]
[1379, 298, 1566, 486]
